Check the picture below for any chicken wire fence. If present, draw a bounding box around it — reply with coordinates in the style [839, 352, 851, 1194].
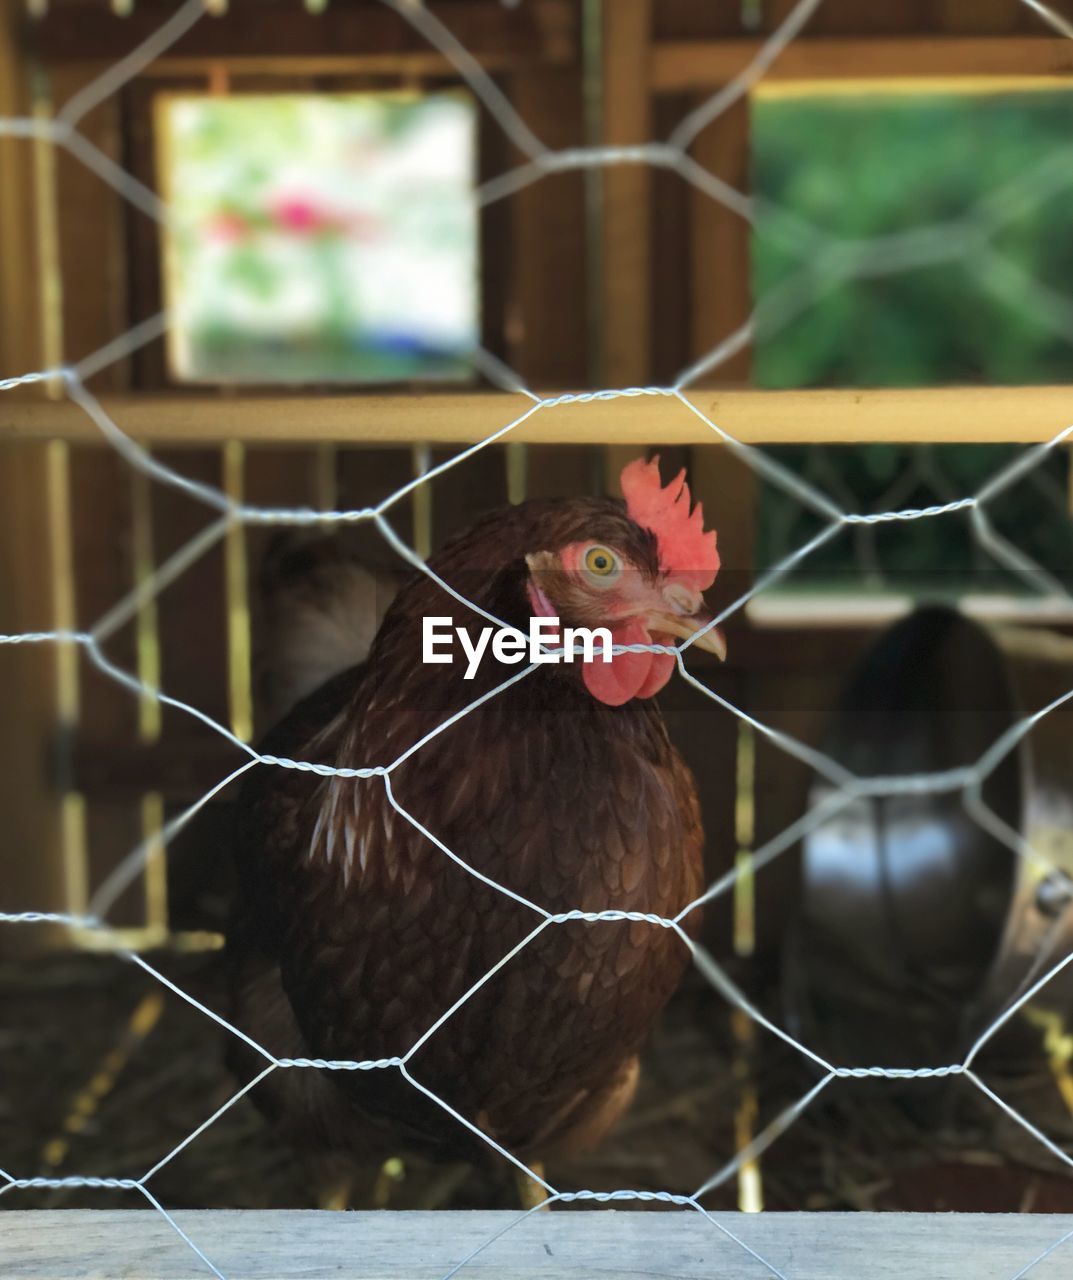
[5, 0, 1073, 1277]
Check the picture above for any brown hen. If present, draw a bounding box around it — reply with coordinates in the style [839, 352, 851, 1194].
[226, 458, 724, 1192]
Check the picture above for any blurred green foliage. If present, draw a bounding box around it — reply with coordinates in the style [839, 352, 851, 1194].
[751, 89, 1073, 594]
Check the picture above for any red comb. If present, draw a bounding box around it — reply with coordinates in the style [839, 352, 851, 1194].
[621, 455, 719, 593]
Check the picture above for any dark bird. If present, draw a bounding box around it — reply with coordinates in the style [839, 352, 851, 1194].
[226, 456, 725, 1203]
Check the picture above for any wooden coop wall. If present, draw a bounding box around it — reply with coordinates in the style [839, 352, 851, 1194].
[2, 0, 1072, 956]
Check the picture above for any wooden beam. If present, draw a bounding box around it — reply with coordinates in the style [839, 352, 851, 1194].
[27, 1, 577, 67]
[3, 386, 1073, 446]
[141, 52, 549, 78]
[6, 1209, 1073, 1278]
[652, 37, 1073, 91]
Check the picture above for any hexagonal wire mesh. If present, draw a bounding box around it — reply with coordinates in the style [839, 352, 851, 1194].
[5, 1, 1073, 1278]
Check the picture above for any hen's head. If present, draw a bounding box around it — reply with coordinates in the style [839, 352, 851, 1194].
[522, 456, 724, 707]
[384, 456, 724, 708]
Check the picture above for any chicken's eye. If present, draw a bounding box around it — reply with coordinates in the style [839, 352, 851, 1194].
[583, 544, 621, 581]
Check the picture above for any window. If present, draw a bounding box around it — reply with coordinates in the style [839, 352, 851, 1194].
[750, 85, 1073, 606]
[158, 92, 479, 385]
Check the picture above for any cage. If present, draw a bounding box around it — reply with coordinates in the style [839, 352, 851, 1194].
[5, 2, 1073, 1279]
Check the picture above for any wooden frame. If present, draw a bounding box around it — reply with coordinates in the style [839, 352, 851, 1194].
[653, 37, 1073, 90]
[3, 386, 1072, 445]
[114, 71, 589, 396]
[2, 0, 1072, 1239]
[5, 1208, 1073, 1278]
[25, 1, 578, 68]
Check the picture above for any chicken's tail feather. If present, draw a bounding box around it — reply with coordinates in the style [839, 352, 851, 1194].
[254, 533, 407, 732]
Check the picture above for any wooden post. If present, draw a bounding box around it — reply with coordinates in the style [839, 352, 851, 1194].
[50, 63, 144, 929]
[508, 63, 597, 498]
[509, 67, 589, 389]
[686, 89, 757, 617]
[600, 0, 652, 387]
[0, 5, 67, 945]
[679, 82, 759, 985]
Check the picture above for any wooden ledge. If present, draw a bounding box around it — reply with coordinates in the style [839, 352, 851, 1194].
[2, 386, 1072, 446]
[653, 37, 1073, 91]
[3, 1208, 1073, 1278]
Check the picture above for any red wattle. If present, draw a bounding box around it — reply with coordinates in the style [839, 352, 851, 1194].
[582, 620, 673, 706]
[635, 646, 675, 698]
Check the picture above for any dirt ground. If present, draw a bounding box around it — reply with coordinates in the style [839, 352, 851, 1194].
[4, 947, 1073, 1218]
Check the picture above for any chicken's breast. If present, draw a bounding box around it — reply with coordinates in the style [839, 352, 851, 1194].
[229, 660, 703, 1162]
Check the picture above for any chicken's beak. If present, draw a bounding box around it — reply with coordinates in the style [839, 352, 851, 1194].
[648, 610, 727, 661]
[645, 582, 726, 660]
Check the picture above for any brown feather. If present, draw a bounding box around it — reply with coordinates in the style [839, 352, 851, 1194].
[227, 496, 707, 1166]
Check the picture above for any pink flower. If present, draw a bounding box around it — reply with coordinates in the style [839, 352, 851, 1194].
[272, 194, 330, 235]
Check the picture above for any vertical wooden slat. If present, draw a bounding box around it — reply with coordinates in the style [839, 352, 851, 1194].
[35, 79, 86, 922]
[601, 0, 652, 388]
[508, 66, 589, 389]
[505, 442, 528, 504]
[121, 77, 169, 390]
[426, 445, 507, 548]
[0, 449, 67, 926]
[148, 451, 231, 931]
[336, 447, 417, 563]
[222, 441, 253, 743]
[650, 92, 692, 386]
[508, 62, 594, 499]
[681, 87, 757, 963]
[0, 10, 43, 378]
[70, 450, 142, 927]
[686, 30, 804, 962]
[152, 452, 230, 726]
[477, 89, 513, 378]
[50, 449, 89, 924]
[688, 98, 751, 388]
[0, 9, 64, 941]
[410, 443, 433, 561]
[683, 70, 768, 1186]
[49, 67, 128, 388]
[130, 465, 168, 937]
[51, 61, 143, 927]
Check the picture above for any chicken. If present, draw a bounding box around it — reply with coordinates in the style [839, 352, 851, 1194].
[226, 456, 725, 1195]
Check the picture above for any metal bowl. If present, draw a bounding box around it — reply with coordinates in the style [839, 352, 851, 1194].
[785, 604, 1073, 1069]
